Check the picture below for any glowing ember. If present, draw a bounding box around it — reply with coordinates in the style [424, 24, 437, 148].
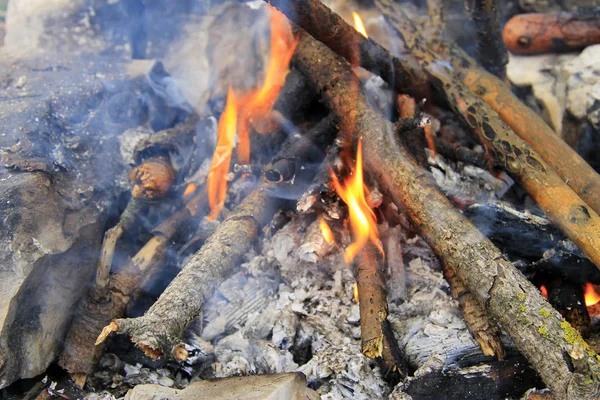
[207, 86, 237, 220]
[352, 12, 368, 38]
[540, 285, 548, 298]
[236, 6, 298, 164]
[183, 183, 197, 199]
[584, 283, 600, 307]
[353, 282, 359, 303]
[320, 218, 334, 244]
[331, 139, 383, 263]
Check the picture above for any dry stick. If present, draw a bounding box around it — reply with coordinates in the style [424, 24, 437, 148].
[59, 189, 209, 375]
[292, 29, 600, 399]
[374, 0, 600, 270]
[442, 262, 506, 359]
[465, 0, 508, 81]
[427, 20, 600, 216]
[546, 278, 592, 338]
[354, 241, 406, 380]
[265, 0, 430, 100]
[99, 181, 281, 360]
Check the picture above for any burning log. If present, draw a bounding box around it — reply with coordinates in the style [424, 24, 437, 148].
[442, 261, 506, 359]
[270, 0, 600, 223]
[264, 0, 429, 99]
[465, 0, 508, 81]
[374, 0, 600, 270]
[503, 12, 600, 55]
[291, 27, 600, 398]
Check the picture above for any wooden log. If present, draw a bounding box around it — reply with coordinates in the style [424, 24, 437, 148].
[292, 28, 600, 399]
[465, 0, 508, 81]
[374, 0, 600, 270]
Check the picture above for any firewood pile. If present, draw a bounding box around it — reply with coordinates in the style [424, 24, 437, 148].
[1, 0, 600, 399]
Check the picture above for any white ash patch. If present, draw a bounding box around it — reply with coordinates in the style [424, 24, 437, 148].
[175, 212, 484, 398]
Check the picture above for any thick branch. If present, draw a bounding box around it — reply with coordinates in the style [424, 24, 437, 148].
[292, 28, 600, 399]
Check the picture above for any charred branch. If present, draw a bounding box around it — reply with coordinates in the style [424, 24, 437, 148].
[292, 27, 600, 398]
[375, 0, 600, 270]
[465, 0, 508, 81]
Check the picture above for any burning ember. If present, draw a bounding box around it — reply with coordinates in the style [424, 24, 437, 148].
[207, 5, 297, 218]
[330, 139, 383, 263]
[584, 283, 600, 307]
[320, 218, 335, 244]
[352, 12, 368, 38]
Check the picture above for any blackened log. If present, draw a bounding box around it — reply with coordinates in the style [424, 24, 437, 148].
[292, 28, 600, 399]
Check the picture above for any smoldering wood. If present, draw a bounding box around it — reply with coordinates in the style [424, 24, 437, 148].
[375, 0, 600, 271]
[465, 0, 508, 81]
[264, 0, 430, 100]
[104, 181, 282, 359]
[266, 114, 337, 182]
[291, 28, 600, 398]
[464, 203, 600, 285]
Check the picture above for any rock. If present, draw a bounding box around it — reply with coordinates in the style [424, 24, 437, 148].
[0, 54, 160, 388]
[125, 372, 319, 400]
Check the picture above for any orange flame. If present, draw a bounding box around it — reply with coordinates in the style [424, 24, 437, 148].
[331, 139, 383, 263]
[585, 283, 600, 307]
[320, 218, 334, 244]
[352, 12, 368, 38]
[353, 282, 359, 303]
[540, 285, 548, 299]
[207, 86, 237, 220]
[206, 6, 296, 218]
[236, 6, 298, 164]
[183, 183, 197, 199]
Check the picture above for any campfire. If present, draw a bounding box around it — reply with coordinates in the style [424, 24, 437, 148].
[1, 0, 600, 399]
